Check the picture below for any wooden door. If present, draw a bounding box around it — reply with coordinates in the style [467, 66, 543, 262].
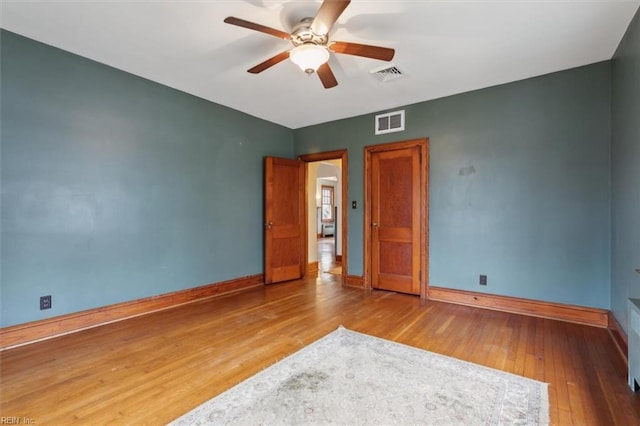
[264, 157, 304, 284]
[368, 142, 425, 295]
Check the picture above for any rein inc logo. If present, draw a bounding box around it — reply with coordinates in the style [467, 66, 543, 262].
[0, 418, 35, 424]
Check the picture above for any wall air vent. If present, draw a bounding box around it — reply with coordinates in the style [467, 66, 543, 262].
[375, 110, 405, 135]
[371, 65, 404, 82]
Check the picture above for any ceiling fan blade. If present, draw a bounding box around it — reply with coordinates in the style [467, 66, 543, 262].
[224, 17, 291, 40]
[329, 41, 395, 61]
[247, 51, 290, 74]
[317, 63, 338, 89]
[311, 0, 351, 36]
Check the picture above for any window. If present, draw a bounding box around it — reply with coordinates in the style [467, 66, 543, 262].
[321, 185, 334, 222]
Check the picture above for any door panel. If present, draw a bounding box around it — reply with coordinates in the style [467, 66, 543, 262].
[265, 157, 304, 284]
[371, 146, 421, 294]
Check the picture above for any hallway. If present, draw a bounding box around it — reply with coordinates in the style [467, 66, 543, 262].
[317, 237, 341, 277]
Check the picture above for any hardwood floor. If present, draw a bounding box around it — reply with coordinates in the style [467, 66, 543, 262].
[1, 277, 638, 425]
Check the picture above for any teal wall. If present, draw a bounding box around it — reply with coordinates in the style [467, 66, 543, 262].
[1, 31, 293, 327]
[3, 21, 635, 328]
[294, 63, 612, 309]
[611, 8, 640, 334]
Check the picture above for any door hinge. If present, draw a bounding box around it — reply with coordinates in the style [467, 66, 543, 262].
[419, 270, 422, 281]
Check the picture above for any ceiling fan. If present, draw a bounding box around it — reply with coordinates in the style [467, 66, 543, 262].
[224, 0, 395, 89]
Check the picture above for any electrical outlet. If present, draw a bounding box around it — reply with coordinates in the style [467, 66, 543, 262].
[40, 295, 52, 310]
[479, 275, 487, 286]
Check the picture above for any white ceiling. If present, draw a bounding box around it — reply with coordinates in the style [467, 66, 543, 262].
[1, 1, 638, 129]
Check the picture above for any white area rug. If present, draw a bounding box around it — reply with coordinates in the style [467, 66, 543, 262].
[171, 326, 549, 425]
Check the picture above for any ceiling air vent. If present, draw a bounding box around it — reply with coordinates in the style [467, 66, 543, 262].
[375, 110, 405, 135]
[371, 65, 404, 82]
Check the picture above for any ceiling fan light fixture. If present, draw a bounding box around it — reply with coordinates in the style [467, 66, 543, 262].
[290, 44, 330, 74]
[224, 0, 394, 88]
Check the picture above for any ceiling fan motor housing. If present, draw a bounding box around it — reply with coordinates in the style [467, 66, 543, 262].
[291, 18, 328, 47]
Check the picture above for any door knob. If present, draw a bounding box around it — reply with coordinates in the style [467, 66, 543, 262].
[266, 221, 273, 230]
[372, 222, 379, 228]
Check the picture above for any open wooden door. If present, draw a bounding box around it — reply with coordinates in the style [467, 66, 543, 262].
[264, 157, 304, 284]
[366, 139, 428, 297]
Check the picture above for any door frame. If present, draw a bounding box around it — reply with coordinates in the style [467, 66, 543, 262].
[364, 138, 429, 299]
[298, 149, 348, 279]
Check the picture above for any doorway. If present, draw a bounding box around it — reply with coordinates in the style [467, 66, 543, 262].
[364, 139, 428, 298]
[298, 150, 348, 280]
